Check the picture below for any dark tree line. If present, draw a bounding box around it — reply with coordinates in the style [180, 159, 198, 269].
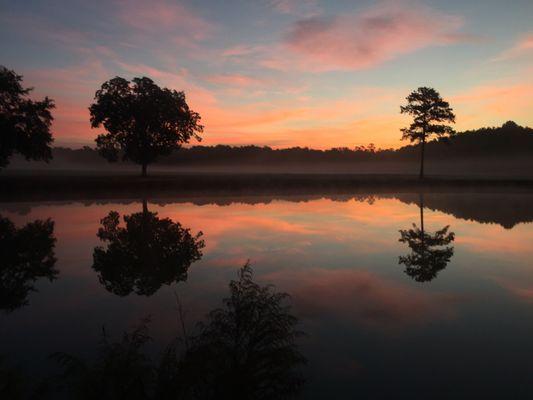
[3, 65, 530, 177]
[42, 121, 532, 168]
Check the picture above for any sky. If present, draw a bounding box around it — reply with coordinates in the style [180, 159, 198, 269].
[1, 0, 532, 149]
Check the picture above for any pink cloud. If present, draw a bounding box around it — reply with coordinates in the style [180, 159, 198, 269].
[205, 74, 267, 88]
[118, 0, 214, 41]
[268, 0, 321, 17]
[451, 81, 533, 128]
[493, 32, 533, 61]
[277, 2, 470, 71]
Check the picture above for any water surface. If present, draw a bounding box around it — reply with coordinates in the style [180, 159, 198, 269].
[1, 192, 533, 398]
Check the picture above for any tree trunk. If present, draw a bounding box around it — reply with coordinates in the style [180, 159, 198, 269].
[141, 163, 147, 177]
[419, 193, 424, 233]
[419, 137, 425, 180]
[142, 198, 148, 214]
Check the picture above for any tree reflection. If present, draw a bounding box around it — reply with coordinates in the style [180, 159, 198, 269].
[398, 195, 455, 282]
[0, 215, 57, 312]
[92, 200, 205, 296]
[51, 263, 306, 399]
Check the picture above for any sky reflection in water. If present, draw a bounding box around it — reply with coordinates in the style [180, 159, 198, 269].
[1, 193, 533, 398]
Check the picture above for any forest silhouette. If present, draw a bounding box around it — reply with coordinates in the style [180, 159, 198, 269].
[11, 121, 529, 173]
[2, 66, 532, 179]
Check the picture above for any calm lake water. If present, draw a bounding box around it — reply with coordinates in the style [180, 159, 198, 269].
[2, 192, 533, 398]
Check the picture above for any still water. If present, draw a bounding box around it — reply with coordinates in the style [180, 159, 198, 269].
[2, 192, 533, 398]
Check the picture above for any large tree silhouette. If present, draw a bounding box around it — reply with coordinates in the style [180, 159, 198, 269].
[89, 76, 203, 176]
[0, 215, 57, 312]
[92, 200, 204, 296]
[400, 87, 455, 179]
[0, 66, 55, 168]
[398, 195, 455, 282]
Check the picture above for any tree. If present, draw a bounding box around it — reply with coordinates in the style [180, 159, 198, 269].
[398, 195, 455, 282]
[400, 87, 455, 179]
[89, 77, 203, 176]
[0, 66, 55, 169]
[0, 215, 58, 312]
[92, 200, 204, 296]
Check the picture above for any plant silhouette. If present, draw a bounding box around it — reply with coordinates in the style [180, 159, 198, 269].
[49, 263, 306, 399]
[92, 200, 204, 296]
[0, 215, 57, 312]
[398, 195, 455, 282]
[0, 66, 55, 169]
[400, 87, 455, 179]
[51, 321, 155, 400]
[90, 76, 203, 176]
[158, 262, 306, 399]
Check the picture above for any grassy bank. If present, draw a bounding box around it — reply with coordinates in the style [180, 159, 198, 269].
[1, 172, 533, 202]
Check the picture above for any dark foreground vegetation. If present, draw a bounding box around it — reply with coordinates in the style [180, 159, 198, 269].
[1, 263, 306, 399]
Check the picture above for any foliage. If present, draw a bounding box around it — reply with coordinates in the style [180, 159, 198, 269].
[159, 262, 306, 399]
[89, 77, 203, 175]
[51, 263, 306, 399]
[400, 87, 455, 143]
[400, 87, 456, 178]
[92, 202, 204, 296]
[0, 66, 54, 168]
[51, 320, 155, 400]
[0, 215, 57, 312]
[399, 223, 455, 282]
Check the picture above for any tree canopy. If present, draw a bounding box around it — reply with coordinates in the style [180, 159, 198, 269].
[0, 215, 58, 312]
[400, 87, 455, 178]
[89, 76, 203, 176]
[0, 66, 55, 168]
[92, 201, 204, 296]
[398, 199, 455, 282]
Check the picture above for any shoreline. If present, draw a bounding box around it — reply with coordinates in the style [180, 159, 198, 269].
[2, 173, 533, 202]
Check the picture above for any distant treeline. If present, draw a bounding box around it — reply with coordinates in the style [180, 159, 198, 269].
[52, 121, 532, 166]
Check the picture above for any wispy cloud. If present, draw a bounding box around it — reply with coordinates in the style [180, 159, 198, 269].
[205, 74, 267, 88]
[117, 0, 214, 41]
[492, 32, 533, 61]
[270, 2, 474, 71]
[267, 0, 321, 17]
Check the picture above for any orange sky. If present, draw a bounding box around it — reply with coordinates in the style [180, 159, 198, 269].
[3, 0, 532, 149]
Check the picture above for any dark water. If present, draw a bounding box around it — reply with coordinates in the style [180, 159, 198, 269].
[1, 192, 533, 398]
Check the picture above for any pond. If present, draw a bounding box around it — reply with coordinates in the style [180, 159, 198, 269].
[1, 192, 533, 398]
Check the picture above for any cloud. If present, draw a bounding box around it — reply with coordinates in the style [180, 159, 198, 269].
[451, 81, 533, 127]
[276, 2, 471, 71]
[205, 74, 267, 88]
[492, 32, 533, 61]
[267, 0, 321, 17]
[117, 0, 214, 41]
